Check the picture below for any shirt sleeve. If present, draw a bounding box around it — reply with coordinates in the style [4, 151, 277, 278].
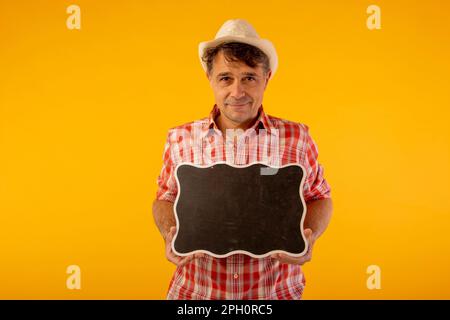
[302, 125, 332, 202]
[155, 131, 178, 203]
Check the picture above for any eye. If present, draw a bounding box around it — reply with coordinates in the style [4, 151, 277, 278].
[245, 77, 255, 81]
[220, 76, 231, 81]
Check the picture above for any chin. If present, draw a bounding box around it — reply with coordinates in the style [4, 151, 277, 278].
[226, 103, 253, 112]
[221, 103, 256, 124]
[229, 114, 253, 126]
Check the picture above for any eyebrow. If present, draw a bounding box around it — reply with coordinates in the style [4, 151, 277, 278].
[216, 72, 259, 78]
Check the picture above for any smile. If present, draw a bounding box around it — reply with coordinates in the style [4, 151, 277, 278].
[228, 102, 250, 107]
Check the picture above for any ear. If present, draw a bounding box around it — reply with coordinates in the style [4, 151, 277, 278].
[206, 72, 211, 85]
[264, 70, 272, 89]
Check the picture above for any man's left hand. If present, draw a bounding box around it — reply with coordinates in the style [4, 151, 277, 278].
[271, 228, 315, 265]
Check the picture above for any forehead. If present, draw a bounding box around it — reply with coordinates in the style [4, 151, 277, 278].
[212, 51, 263, 75]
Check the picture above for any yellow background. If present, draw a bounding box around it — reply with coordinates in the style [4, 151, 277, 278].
[1, 0, 449, 299]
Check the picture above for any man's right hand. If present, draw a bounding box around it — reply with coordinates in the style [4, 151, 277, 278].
[165, 226, 205, 267]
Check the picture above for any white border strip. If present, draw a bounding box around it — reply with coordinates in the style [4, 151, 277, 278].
[172, 161, 308, 259]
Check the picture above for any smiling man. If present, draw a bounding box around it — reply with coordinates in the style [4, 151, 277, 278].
[152, 19, 333, 300]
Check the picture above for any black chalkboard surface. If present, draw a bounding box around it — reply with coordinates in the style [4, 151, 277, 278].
[172, 162, 308, 258]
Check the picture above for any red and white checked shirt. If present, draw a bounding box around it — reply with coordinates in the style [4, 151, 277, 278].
[156, 104, 331, 300]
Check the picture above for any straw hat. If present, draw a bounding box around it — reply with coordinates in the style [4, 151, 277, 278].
[198, 19, 278, 79]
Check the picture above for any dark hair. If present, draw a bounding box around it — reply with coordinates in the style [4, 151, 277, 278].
[201, 42, 270, 76]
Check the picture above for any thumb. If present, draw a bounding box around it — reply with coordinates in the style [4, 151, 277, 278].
[304, 228, 312, 238]
[304, 228, 313, 244]
[165, 226, 176, 242]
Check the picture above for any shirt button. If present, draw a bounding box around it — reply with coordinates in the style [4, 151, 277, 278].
[233, 273, 239, 279]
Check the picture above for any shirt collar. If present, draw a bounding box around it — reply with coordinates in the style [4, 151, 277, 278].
[202, 104, 275, 138]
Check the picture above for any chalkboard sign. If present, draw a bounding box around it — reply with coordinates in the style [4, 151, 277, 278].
[172, 162, 308, 258]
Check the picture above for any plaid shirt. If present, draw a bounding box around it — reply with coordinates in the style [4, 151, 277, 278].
[156, 104, 331, 300]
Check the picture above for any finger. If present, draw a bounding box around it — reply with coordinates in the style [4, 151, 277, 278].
[277, 253, 295, 264]
[166, 240, 180, 265]
[166, 251, 183, 265]
[169, 226, 176, 239]
[169, 257, 182, 265]
[165, 227, 184, 266]
[165, 227, 176, 243]
[303, 228, 315, 250]
[176, 252, 208, 267]
[178, 255, 195, 267]
[277, 253, 311, 265]
[272, 253, 287, 261]
[165, 227, 177, 250]
[272, 253, 289, 263]
[194, 253, 206, 259]
[304, 228, 312, 241]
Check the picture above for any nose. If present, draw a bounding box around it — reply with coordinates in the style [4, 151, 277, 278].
[230, 80, 245, 100]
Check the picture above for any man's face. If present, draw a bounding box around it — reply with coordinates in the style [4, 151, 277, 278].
[207, 51, 271, 128]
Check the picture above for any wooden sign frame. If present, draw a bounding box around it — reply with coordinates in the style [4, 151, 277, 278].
[172, 162, 308, 258]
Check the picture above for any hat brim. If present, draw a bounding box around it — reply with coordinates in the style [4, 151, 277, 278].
[198, 36, 278, 80]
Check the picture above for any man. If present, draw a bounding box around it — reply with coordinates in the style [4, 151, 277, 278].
[153, 19, 333, 300]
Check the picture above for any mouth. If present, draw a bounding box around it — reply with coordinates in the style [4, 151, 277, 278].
[228, 102, 250, 108]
